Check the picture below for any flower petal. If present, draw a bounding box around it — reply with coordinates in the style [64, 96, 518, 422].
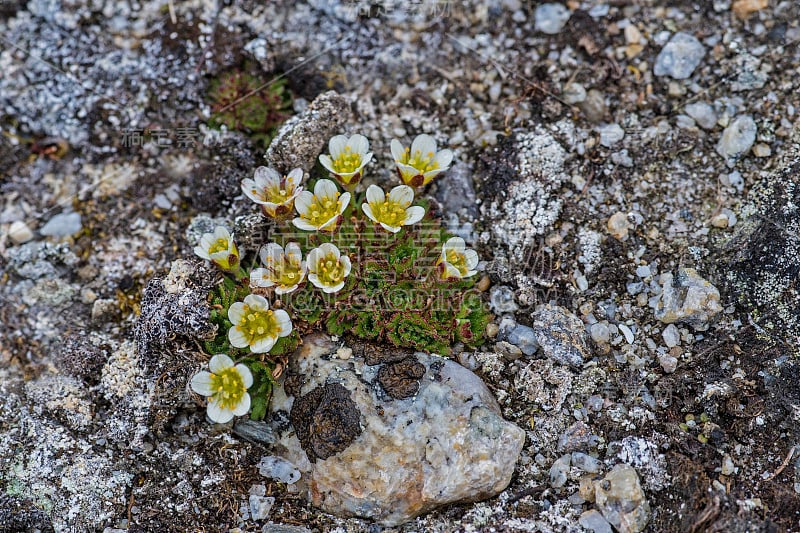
[362, 203, 377, 223]
[249, 268, 275, 288]
[390, 139, 406, 162]
[323, 281, 345, 293]
[314, 179, 338, 199]
[285, 242, 303, 264]
[380, 222, 402, 233]
[260, 243, 284, 266]
[274, 309, 293, 336]
[339, 255, 352, 278]
[411, 133, 436, 157]
[294, 191, 314, 216]
[348, 134, 370, 155]
[308, 273, 322, 289]
[243, 293, 269, 310]
[464, 249, 479, 270]
[292, 218, 319, 231]
[286, 168, 304, 184]
[190, 371, 214, 396]
[227, 302, 246, 324]
[365, 184, 385, 205]
[254, 166, 281, 188]
[404, 206, 425, 225]
[235, 364, 254, 389]
[337, 193, 351, 214]
[445, 236, 466, 254]
[319, 154, 337, 175]
[251, 336, 277, 354]
[432, 149, 453, 170]
[207, 399, 234, 424]
[328, 134, 348, 157]
[442, 262, 462, 279]
[318, 242, 340, 259]
[388, 185, 414, 207]
[193, 245, 211, 260]
[209, 353, 234, 373]
[213, 226, 230, 241]
[228, 326, 248, 348]
[232, 393, 251, 417]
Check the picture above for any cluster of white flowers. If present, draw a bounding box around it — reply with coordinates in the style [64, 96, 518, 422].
[190, 132, 479, 424]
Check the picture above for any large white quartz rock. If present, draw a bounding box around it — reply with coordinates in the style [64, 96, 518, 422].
[267, 334, 526, 526]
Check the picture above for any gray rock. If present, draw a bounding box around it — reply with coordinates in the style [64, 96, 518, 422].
[249, 495, 275, 521]
[433, 160, 478, 219]
[590, 322, 611, 344]
[507, 324, 539, 356]
[593, 465, 651, 533]
[597, 123, 625, 147]
[266, 90, 351, 174]
[558, 421, 595, 452]
[233, 420, 277, 445]
[262, 525, 312, 533]
[652, 268, 722, 331]
[580, 89, 607, 123]
[267, 334, 525, 526]
[716, 115, 757, 165]
[730, 53, 768, 92]
[489, 285, 519, 314]
[534, 3, 571, 34]
[684, 102, 718, 130]
[579, 509, 613, 533]
[39, 211, 82, 238]
[563, 83, 587, 104]
[661, 324, 680, 348]
[258, 456, 301, 484]
[653, 32, 705, 79]
[533, 305, 591, 367]
[8, 220, 34, 244]
[572, 452, 602, 474]
[549, 454, 571, 488]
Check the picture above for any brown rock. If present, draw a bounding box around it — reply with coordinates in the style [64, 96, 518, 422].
[377, 357, 426, 399]
[290, 383, 362, 462]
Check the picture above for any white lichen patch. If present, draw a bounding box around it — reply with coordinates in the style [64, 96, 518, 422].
[24, 373, 94, 431]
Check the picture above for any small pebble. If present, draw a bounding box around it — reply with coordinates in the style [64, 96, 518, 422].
[721, 455, 735, 476]
[654, 32, 706, 79]
[563, 83, 587, 104]
[485, 323, 499, 338]
[597, 124, 625, 147]
[579, 509, 613, 533]
[507, 324, 539, 356]
[258, 456, 301, 484]
[662, 324, 680, 347]
[571, 452, 601, 474]
[753, 143, 771, 157]
[549, 454, 571, 488]
[659, 353, 678, 374]
[249, 495, 275, 521]
[619, 324, 635, 344]
[716, 115, 757, 163]
[489, 285, 518, 313]
[590, 322, 611, 344]
[711, 213, 729, 228]
[685, 102, 718, 130]
[534, 3, 571, 34]
[40, 211, 82, 238]
[580, 89, 606, 123]
[635, 265, 651, 278]
[8, 220, 34, 244]
[606, 212, 631, 240]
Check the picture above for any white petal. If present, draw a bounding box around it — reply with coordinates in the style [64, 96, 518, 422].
[318, 242, 340, 259]
[193, 245, 211, 260]
[274, 309, 293, 336]
[308, 272, 322, 289]
[209, 353, 234, 373]
[213, 226, 230, 241]
[275, 284, 299, 295]
[235, 364, 254, 388]
[422, 168, 446, 182]
[465, 269, 478, 278]
[404, 206, 425, 225]
[337, 193, 351, 214]
[323, 281, 345, 293]
[411, 133, 437, 157]
[243, 293, 269, 310]
[366, 184, 385, 205]
[199, 233, 216, 249]
[339, 255, 352, 278]
[294, 190, 314, 216]
[390, 139, 406, 162]
[348, 134, 370, 155]
[432, 149, 453, 169]
[227, 302, 246, 324]
[306, 248, 321, 269]
[314, 179, 338, 199]
[285, 242, 303, 263]
[359, 152, 374, 169]
[464, 249, 479, 270]
[319, 154, 337, 174]
[362, 203, 377, 223]
[319, 214, 341, 231]
[190, 371, 214, 396]
[251, 336, 277, 354]
[442, 262, 462, 279]
[380, 222, 401, 233]
[388, 185, 414, 207]
[328, 134, 348, 157]
[228, 327, 248, 348]
[259, 243, 282, 266]
[445, 236, 466, 254]
[292, 218, 319, 231]
[286, 167, 304, 184]
[207, 399, 234, 424]
[396, 162, 421, 182]
[249, 268, 275, 288]
[232, 393, 251, 417]
[254, 166, 281, 187]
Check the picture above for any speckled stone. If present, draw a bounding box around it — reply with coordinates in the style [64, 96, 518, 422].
[268, 334, 525, 526]
[652, 268, 722, 331]
[532, 305, 591, 367]
[593, 464, 651, 533]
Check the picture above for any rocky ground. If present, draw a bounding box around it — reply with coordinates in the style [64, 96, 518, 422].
[1, 0, 800, 531]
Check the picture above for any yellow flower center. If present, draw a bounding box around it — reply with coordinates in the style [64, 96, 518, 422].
[316, 254, 346, 286]
[264, 181, 295, 204]
[404, 147, 439, 173]
[446, 250, 468, 276]
[305, 194, 343, 227]
[332, 146, 363, 174]
[209, 366, 247, 410]
[270, 256, 303, 289]
[371, 199, 407, 227]
[208, 237, 229, 254]
[237, 305, 280, 345]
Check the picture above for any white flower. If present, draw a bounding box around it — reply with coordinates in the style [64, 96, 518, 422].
[190, 354, 253, 424]
[437, 237, 479, 280]
[227, 294, 293, 353]
[250, 242, 307, 294]
[307, 243, 352, 294]
[390, 134, 453, 187]
[361, 184, 425, 233]
[193, 226, 240, 271]
[319, 134, 373, 185]
[292, 179, 350, 233]
[241, 167, 303, 218]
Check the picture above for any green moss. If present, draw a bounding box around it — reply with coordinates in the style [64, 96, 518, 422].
[207, 68, 292, 148]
